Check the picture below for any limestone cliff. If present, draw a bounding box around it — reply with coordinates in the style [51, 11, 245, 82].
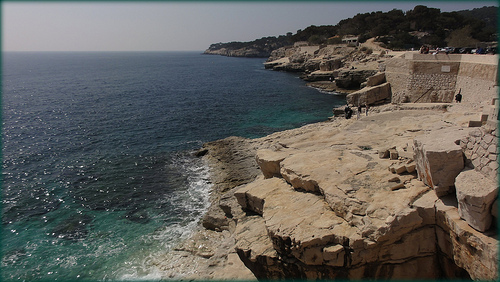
[152, 51, 498, 280]
[264, 42, 395, 95]
[203, 36, 292, 58]
[189, 102, 498, 280]
[204, 47, 272, 58]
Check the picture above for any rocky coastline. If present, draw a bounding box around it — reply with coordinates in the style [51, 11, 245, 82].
[153, 45, 498, 280]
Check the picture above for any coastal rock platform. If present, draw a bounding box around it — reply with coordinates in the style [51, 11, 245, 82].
[155, 102, 498, 280]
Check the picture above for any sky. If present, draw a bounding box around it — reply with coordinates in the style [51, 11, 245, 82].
[2, 1, 498, 52]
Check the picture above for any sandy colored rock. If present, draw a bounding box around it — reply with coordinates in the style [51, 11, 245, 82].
[366, 72, 386, 87]
[229, 106, 497, 280]
[413, 127, 472, 196]
[346, 82, 392, 106]
[234, 177, 290, 215]
[435, 195, 498, 280]
[255, 148, 288, 178]
[455, 169, 498, 231]
[153, 48, 498, 281]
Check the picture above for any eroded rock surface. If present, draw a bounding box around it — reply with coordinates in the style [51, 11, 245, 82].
[230, 108, 498, 280]
[455, 169, 498, 232]
[154, 103, 497, 280]
[413, 127, 473, 196]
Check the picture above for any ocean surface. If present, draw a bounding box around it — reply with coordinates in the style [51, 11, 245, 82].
[1, 51, 345, 280]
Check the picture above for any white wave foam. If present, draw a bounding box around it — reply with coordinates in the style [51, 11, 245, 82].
[115, 151, 213, 280]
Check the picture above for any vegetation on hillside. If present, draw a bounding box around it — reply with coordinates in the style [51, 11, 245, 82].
[293, 5, 497, 50]
[207, 5, 497, 53]
[206, 34, 292, 54]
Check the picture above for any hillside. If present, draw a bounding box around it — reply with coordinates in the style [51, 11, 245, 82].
[204, 5, 497, 56]
[204, 35, 292, 58]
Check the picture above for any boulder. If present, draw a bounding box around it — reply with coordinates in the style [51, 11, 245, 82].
[335, 69, 378, 89]
[389, 148, 399, 160]
[346, 82, 391, 106]
[412, 190, 439, 225]
[405, 161, 416, 173]
[255, 148, 292, 179]
[389, 162, 407, 174]
[202, 204, 232, 231]
[413, 128, 470, 196]
[234, 177, 289, 215]
[455, 169, 498, 232]
[378, 146, 395, 159]
[366, 72, 386, 87]
[319, 58, 343, 71]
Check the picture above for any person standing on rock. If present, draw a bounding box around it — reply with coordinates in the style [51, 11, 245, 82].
[345, 105, 352, 119]
[365, 103, 369, 116]
[455, 89, 462, 103]
[357, 104, 362, 119]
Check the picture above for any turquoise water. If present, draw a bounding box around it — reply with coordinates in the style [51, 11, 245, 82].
[2, 51, 345, 280]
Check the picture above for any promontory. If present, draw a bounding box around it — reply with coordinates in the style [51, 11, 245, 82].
[150, 38, 499, 280]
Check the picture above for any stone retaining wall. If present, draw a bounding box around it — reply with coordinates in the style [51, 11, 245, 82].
[460, 126, 499, 181]
[386, 53, 498, 104]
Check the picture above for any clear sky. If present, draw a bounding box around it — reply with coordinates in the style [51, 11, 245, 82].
[2, 1, 498, 52]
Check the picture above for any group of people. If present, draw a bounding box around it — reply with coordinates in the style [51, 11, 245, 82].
[419, 45, 430, 54]
[344, 103, 369, 119]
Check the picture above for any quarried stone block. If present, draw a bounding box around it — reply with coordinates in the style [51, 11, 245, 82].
[346, 82, 391, 106]
[413, 128, 468, 196]
[366, 72, 386, 87]
[455, 169, 498, 232]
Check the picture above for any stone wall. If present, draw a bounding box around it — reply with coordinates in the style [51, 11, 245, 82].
[384, 55, 410, 103]
[412, 98, 499, 233]
[386, 53, 498, 104]
[456, 58, 498, 105]
[460, 124, 499, 180]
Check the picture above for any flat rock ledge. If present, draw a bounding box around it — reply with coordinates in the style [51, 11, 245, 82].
[155, 104, 498, 280]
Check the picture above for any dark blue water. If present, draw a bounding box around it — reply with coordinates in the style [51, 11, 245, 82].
[2, 51, 345, 280]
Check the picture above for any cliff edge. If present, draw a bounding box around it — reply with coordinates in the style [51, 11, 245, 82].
[152, 51, 498, 280]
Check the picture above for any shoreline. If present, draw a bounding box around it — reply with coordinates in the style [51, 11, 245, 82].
[151, 47, 498, 279]
[153, 98, 497, 279]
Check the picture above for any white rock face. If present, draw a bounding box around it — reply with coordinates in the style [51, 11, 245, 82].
[229, 110, 498, 280]
[366, 72, 386, 87]
[435, 194, 498, 280]
[455, 169, 498, 231]
[255, 148, 291, 179]
[346, 82, 392, 106]
[191, 106, 498, 281]
[413, 128, 472, 196]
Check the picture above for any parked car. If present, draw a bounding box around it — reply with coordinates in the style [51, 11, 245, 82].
[459, 47, 473, 54]
[474, 48, 486, 54]
[485, 47, 497, 54]
[435, 47, 456, 54]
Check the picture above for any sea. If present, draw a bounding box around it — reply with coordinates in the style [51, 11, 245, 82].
[1, 51, 345, 281]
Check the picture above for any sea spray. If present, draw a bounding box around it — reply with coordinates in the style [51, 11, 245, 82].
[114, 152, 213, 280]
